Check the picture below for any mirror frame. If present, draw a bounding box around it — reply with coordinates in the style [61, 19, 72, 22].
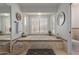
[57, 12, 65, 26]
[16, 12, 21, 21]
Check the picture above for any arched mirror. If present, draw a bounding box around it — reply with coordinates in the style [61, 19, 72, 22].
[57, 12, 65, 26]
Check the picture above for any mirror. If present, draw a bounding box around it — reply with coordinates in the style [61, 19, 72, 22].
[0, 3, 11, 54]
[57, 12, 65, 26]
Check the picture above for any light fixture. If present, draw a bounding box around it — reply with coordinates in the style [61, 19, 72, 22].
[0, 13, 10, 16]
[4, 13, 10, 16]
[37, 13, 41, 15]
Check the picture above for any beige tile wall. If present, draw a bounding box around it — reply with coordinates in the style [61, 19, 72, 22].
[72, 28, 79, 40]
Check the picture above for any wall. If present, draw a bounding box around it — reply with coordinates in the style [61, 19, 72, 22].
[5, 16, 10, 34]
[2, 16, 10, 34]
[56, 4, 71, 40]
[0, 16, 2, 31]
[56, 3, 72, 54]
[50, 14, 56, 35]
[10, 4, 23, 40]
[1, 16, 6, 33]
[71, 4, 79, 40]
[71, 4, 79, 28]
[22, 15, 29, 35]
[0, 16, 10, 34]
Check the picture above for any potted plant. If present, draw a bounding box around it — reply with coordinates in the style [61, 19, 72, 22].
[48, 31, 52, 36]
[0, 31, 2, 34]
[22, 32, 26, 37]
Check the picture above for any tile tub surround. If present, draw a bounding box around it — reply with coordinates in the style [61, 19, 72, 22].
[14, 40, 67, 55]
[12, 40, 63, 55]
[19, 36, 58, 40]
[0, 35, 10, 40]
[0, 35, 11, 41]
[17, 36, 63, 49]
[12, 35, 67, 55]
[23, 41, 63, 49]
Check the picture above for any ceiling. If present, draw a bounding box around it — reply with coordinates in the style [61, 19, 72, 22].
[0, 3, 10, 13]
[18, 3, 61, 12]
[0, 3, 61, 13]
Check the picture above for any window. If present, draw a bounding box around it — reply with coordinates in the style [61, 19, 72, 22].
[29, 15, 49, 34]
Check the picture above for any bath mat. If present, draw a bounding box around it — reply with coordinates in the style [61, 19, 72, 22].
[26, 49, 56, 55]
